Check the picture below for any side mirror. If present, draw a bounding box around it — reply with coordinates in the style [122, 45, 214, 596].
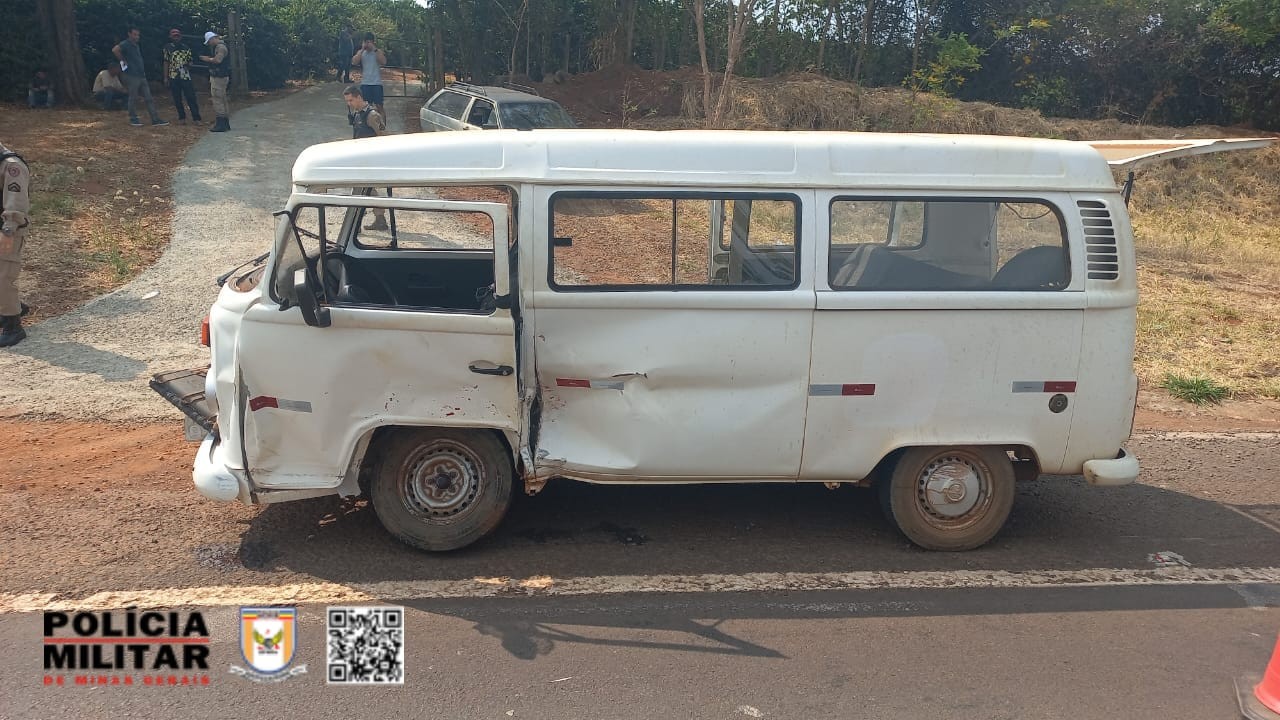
[293, 269, 330, 328]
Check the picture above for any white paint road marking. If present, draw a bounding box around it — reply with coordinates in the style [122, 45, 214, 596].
[4, 566, 1280, 614]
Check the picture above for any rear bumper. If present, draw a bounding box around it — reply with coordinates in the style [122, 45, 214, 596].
[1082, 448, 1140, 487]
[194, 434, 251, 503]
[150, 367, 216, 432]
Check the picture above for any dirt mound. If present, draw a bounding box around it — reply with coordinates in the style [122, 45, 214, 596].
[533, 65, 701, 128]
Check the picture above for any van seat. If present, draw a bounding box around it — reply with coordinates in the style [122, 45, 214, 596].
[991, 246, 1068, 289]
[833, 245, 984, 290]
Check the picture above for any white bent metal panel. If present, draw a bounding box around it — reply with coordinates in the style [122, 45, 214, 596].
[531, 301, 814, 479]
[234, 198, 518, 490]
[1086, 138, 1274, 170]
[291, 130, 1121, 192]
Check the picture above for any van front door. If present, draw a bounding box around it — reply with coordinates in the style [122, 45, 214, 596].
[527, 188, 815, 481]
[237, 194, 517, 491]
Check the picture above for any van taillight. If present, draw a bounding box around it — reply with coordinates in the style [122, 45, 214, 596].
[200, 316, 210, 347]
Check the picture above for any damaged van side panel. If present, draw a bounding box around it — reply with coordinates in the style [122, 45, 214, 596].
[237, 308, 519, 489]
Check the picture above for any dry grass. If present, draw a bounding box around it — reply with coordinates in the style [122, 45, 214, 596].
[0, 84, 303, 324]
[631, 73, 1280, 400]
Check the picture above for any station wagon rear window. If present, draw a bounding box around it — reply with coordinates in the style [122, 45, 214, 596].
[550, 193, 800, 290]
[427, 91, 469, 120]
[829, 198, 1069, 291]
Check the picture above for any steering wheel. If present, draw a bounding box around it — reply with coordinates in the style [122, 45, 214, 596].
[322, 255, 399, 305]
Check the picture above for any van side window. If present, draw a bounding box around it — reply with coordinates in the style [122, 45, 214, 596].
[550, 194, 799, 289]
[828, 198, 1069, 291]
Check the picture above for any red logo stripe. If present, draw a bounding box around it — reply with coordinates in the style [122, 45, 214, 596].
[1043, 381, 1077, 393]
[248, 395, 278, 411]
[556, 378, 591, 388]
[841, 384, 876, 396]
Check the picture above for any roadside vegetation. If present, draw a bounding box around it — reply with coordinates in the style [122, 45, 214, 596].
[10, 0, 1277, 402]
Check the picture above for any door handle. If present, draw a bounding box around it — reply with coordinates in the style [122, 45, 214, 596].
[469, 362, 513, 376]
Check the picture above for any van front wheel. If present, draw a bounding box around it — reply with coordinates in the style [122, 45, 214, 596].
[371, 428, 513, 552]
[879, 446, 1015, 551]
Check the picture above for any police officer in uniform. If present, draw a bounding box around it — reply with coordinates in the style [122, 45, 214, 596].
[344, 84, 385, 139]
[201, 31, 232, 132]
[1, 141, 31, 347]
[343, 85, 390, 230]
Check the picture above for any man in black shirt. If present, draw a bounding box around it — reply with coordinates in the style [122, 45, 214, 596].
[162, 28, 203, 125]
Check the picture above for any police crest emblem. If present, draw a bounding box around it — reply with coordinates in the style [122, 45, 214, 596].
[230, 607, 307, 682]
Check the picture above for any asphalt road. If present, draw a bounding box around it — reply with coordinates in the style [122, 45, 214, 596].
[3, 431, 1279, 719]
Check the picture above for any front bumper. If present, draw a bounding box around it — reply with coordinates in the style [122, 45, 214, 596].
[1082, 448, 1140, 487]
[194, 434, 251, 503]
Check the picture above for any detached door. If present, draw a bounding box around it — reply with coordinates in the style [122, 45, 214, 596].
[529, 188, 815, 481]
[237, 194, 517, 490]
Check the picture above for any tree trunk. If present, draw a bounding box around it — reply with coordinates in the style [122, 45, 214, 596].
[691, 0, 713, 122]
[757, 0, 778, 75]
[433, 27, 445, 88]
[711, 0, 758, 125]
[816, 0, 836, 74]
[36, 0, 87, 104]
[852, 0, 876, 87]
[508, 0, 529, 81]
[625, 0, 639, 65]
[655, 18, 668, 70]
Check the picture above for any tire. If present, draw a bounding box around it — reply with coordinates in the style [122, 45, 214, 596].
[878, 446, 1015, 551]
[370, 428, 513, 552]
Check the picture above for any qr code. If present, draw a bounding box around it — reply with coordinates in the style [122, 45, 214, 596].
[326, 606, 405, 684]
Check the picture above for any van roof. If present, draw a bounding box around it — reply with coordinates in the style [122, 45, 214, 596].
[292, 129, 1121, 192]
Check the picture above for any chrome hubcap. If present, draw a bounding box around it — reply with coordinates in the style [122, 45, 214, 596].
[917, 455, 988, 525]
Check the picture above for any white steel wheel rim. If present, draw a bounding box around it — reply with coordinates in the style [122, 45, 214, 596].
[397, 440, 485, 520]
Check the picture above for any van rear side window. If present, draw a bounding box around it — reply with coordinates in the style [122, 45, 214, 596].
[550, 193, 800, 290]
[828, 198, 1070, 291]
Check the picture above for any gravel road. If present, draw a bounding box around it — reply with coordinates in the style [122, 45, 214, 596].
[0, 84, 413, 421]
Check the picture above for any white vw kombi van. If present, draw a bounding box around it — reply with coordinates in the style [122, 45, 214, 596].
[152, 131, 1270, 552]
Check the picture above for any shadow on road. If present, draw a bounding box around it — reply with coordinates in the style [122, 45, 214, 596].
[398, 581, 1276, 661]
[7, 339, 148, 381]
[236, 477, 1280, 586]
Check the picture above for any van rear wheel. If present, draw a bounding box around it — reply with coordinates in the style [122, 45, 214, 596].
[370, 428, 513, 552]
[878, 446, 1015, 551]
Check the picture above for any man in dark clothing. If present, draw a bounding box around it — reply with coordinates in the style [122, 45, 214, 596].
[162, 28, 203, 125]
[337, 27, 354, 83]
[112, 27, 169, 127]
[28, 72, 54, 108]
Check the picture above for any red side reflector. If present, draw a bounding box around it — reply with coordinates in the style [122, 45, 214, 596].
[248, 396, 278, 411]
[1044, 381, 1077, 393]
[556, 378, 591, 388]
[841, 384, 876, 396]
[199, 316, 210, 347]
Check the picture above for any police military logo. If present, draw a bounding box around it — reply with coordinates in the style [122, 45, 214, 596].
[228, 607, 307, 682]
[6, 166, 18, 177]
[7, 183, 19, 193]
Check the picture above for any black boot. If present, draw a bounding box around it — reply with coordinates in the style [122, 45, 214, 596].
[0, 315, 25, 348]
[210, 116, 230, 132]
